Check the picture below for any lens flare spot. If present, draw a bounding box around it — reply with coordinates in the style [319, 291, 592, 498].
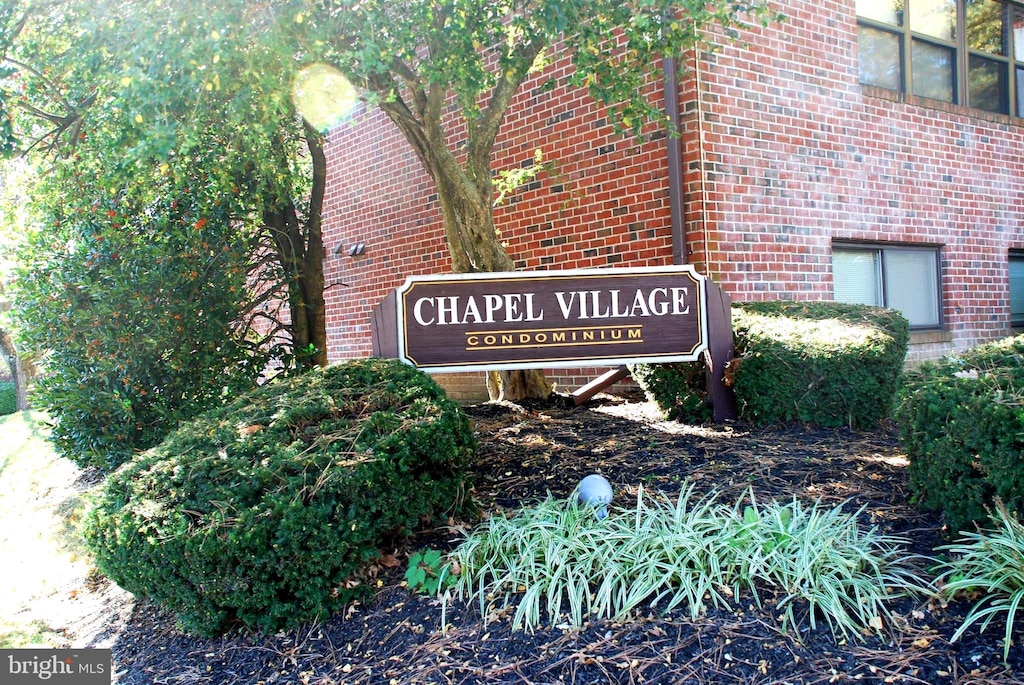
[291, 63, 358, 133]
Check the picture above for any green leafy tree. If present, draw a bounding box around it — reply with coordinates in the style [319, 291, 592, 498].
[0, 284, 33, 412]
[306, 0, 775, 269]
[2, 0, 329, 368]
[3, 0, 779, 407]
[2, 1, 303, 465]
[0, 3, 19, 158]
[0, 161, 36, 412]
[295, 0, 779, 399]
[0, 6, 33, 409]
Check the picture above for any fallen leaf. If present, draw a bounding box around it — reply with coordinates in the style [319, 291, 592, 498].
[377, 554, 400, 568]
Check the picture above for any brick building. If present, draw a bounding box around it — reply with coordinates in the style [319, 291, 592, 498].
[320, 0, 1024, 400]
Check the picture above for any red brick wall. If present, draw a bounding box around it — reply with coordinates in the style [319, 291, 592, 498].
[322, 0, 1024, 397]
[680, 1, 1024, 362]
[321, 41, 678, 398]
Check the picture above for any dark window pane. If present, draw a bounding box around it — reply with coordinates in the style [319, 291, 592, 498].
[912, 40, 955, 100]
[859, 25, 903, 90]
[966, 0, 1005, 55]
[969, 55, 1007, 112]
[911, 0, 957, 41]
[857, 0, 903, 26]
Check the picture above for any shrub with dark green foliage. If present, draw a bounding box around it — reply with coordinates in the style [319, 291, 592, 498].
[896, 335, 1024, 533]
[633, 301, 909, 428]
[730, 302, 909, 428]
[13, 158, 269, 470]
[0, 381, 15, 416]
[628, 362, 713, 423]
[84, 358, 477, 636]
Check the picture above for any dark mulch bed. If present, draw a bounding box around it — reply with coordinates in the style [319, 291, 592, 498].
[106, 392, 1023, 684]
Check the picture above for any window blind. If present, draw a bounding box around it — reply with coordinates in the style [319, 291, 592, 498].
[833, 249, 882, 306]
[885, 248, 940, 327]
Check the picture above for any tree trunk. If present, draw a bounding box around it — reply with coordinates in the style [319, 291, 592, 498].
[433, 166, 552, 402]
[0, 327, 32, 411]
[486, 368, 553, 403]
[302, 124, 330, 367]
[263, 199, 328, 369]
[260, 127, 329, 370]
[377, 77, 552, 402]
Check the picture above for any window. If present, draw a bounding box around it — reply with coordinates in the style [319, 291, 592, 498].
[1011, 252, 1024, 328]
[857, 0, 1024, 117]
[833, 243, 943, 328]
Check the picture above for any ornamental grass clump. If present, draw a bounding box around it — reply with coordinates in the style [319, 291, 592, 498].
[937, 501, 1024, 662]
[447, 484, 931, 639]
[736, 496, 933, 638]
[449, 486, 742, 630]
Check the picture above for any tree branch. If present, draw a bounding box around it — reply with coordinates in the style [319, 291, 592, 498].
[304, 121, 326, 241]
[470, 36, 545, 168]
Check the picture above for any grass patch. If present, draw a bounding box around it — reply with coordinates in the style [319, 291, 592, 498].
[0, 412, 91, 647]
[447, 484, 933, 639]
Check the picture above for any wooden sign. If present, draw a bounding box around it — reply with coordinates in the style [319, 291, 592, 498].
[371, 265, 737, 421]
[389, 266, 708, 372]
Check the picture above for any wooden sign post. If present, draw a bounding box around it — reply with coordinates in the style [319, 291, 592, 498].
[371, 266, 736, 422]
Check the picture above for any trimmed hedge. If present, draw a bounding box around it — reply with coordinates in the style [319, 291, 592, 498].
[0, 381, 15, 416]
[633, 301, 909, 428]
[895, 334, 1024, 533]
[730, 302, 909, 427]
[84, 358, 476, 636]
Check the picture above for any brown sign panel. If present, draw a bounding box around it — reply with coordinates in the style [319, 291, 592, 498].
[395, 266, 708, 372]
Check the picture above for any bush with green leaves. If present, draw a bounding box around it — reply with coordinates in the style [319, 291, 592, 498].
[84, 358, 476, 636]
[936, 501, 1024, 662]
[447, 484, 930, 638]
[628, 361, 713, 423]
[13, 165, 268, 470]
[633, 301, 909, 428]
[895, 334, 1024, 533]
[0, 380, 15, 416]
[730, 302, 909, 427]
[406, 549, 455, 595]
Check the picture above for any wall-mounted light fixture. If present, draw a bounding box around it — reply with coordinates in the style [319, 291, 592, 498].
[334, 243, 367, 257]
